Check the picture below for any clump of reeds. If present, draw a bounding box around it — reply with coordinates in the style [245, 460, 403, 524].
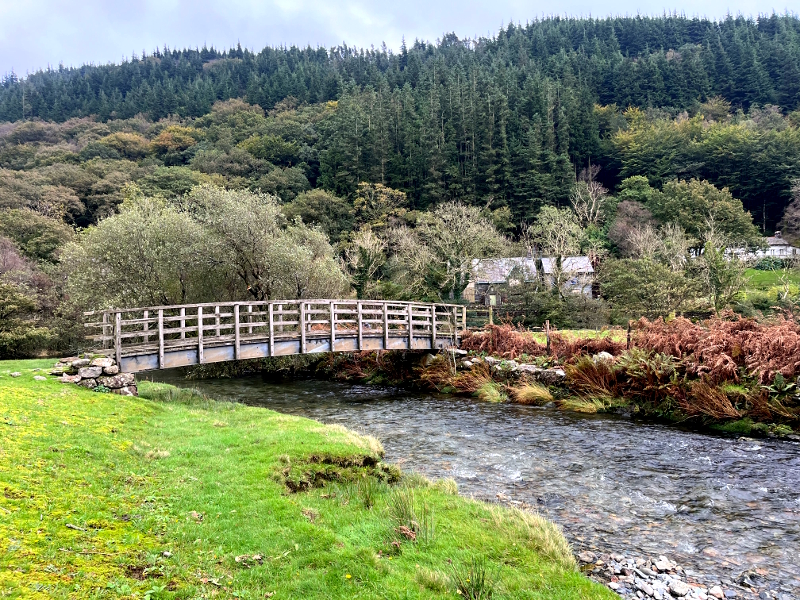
[449, 555, 496, 600]
[564, 356, 619, 399]
[451, 362, 494, 393]
[418, 354, 455, 390]
[680, 380, 741, 420]
[509, 382, 553, 405]
[476, 382, 508, 403]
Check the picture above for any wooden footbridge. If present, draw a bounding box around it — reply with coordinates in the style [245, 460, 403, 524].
[85, 300, 467, 373]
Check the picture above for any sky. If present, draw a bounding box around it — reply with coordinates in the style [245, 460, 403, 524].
[0, 0, 794, 76]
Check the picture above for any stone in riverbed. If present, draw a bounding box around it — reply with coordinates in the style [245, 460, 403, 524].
[78, 366, 103, 379]
[635, 579, 654, 596]
[577, 551, 597, 563]
[669, 580, 691, 597]
[98, 373, 135, 388]
[77, 378, 97, 388]
[103, 365, 120, 375]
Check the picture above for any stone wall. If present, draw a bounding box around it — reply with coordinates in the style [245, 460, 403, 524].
[51, 354, 137, 396]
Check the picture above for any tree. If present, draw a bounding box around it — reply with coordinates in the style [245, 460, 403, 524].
[385, 202, 505, 301]
[778, 179, 800, 245]
[61, 192, 224, 310]
[0, 208, 74, 263]
[0, 281, 50, 358]
[343, 226, 387, 298]
[600, 258, 698, 321]
[647, 179, 762, 248]
[282, 189, 355, 243]
[697, 241, 747, 314]
[570, 165, 609, 228]
[186, 185, 348, 300]
[526, 206, 584, 294]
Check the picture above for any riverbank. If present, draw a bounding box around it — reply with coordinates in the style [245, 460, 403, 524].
[0, 359, 612, 599]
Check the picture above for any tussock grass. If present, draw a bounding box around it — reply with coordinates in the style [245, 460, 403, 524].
[0, 359, 612, 599]
[510, 382, 554, 405]
[476, 381, 508, 403]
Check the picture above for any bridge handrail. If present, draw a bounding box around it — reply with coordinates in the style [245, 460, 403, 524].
[83, 298, 465, 317]
[83, 299, 468, 368]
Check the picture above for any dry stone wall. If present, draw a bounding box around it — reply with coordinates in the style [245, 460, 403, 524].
[50, 354, 137, 396]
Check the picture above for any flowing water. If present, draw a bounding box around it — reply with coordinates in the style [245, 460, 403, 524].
[150, 373, 800, 594]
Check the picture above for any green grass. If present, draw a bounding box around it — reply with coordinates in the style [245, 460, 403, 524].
[528, 329, 626, 345]
[745, 268, 800, 291]
[0, 359, 612, 599]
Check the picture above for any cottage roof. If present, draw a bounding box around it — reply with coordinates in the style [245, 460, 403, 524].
[540, 256, 594, 275]
[470, 257, 537, 284]
[766, 235, 792, 247]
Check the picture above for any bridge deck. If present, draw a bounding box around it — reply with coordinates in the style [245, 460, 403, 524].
[85, 299, 467, 373]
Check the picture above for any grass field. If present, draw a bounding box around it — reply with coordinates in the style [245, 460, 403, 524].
[0, 359, 612, 599]
[744, 267, 800, 291]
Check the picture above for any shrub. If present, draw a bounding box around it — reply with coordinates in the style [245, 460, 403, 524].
[509, 382, 554, 405]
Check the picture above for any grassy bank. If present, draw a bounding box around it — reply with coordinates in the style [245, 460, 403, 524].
[0, 359, 612, 599]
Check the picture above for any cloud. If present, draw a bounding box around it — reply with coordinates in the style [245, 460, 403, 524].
[0, 0, 789, 75]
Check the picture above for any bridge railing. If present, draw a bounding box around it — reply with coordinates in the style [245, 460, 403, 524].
[84, 299, 467, 367]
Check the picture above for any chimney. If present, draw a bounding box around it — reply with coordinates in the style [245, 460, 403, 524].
[775, 231, 782, 238]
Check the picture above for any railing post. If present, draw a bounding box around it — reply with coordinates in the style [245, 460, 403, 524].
[143, 309, 149, 344]
[383, 302, 389, 350]
[431, 304, 437, 346]
[197, 306, 204, 364]
[114, 311, 121, 366]
[268, 303, 274, 356]
[247, 304, 253, 335]
[357, 301, 363, 351]
[300, 301, 307, 354]
[462, 306, 467, 332]
[330, 302, 336, 352]
[214, 305, 220, 337]
[234, 304, 240, 360]
[453, 306, 459, 345]
[407, 304, 414, 350]
[180, 307, 186, 340]
[157, 309, 164, 369]
[102, 311, 110, 350]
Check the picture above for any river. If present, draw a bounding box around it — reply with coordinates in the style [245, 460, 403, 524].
[149, 373, 800, 597]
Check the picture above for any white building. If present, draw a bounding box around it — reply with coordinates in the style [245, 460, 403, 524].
[728, 231, 798, 260]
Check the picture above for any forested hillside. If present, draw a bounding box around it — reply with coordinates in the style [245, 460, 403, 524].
[2, 14, 800, 357]
[2, 14, 800, 225]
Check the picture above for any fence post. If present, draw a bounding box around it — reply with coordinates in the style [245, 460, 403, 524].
[114, 311, 121, 366]
[357, 301, 363, 351]
[268, 303, 274, 356]
[432, 305, 437, 346]
[462, 306, 467, 332]
[627, 320, 632, 350]
[489, 305, 493, 325]
[330, 302, 336, 352]
[197, 306, 204, 364]
[157, 309, 164, 369]
[383, 302, 389, 349]
[545, 319, 551, 354]
[300, 302, 307, 354]
[407, 304, 414, 349]
[234, 304, 240, 360]
[102, 311, 110, 350]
